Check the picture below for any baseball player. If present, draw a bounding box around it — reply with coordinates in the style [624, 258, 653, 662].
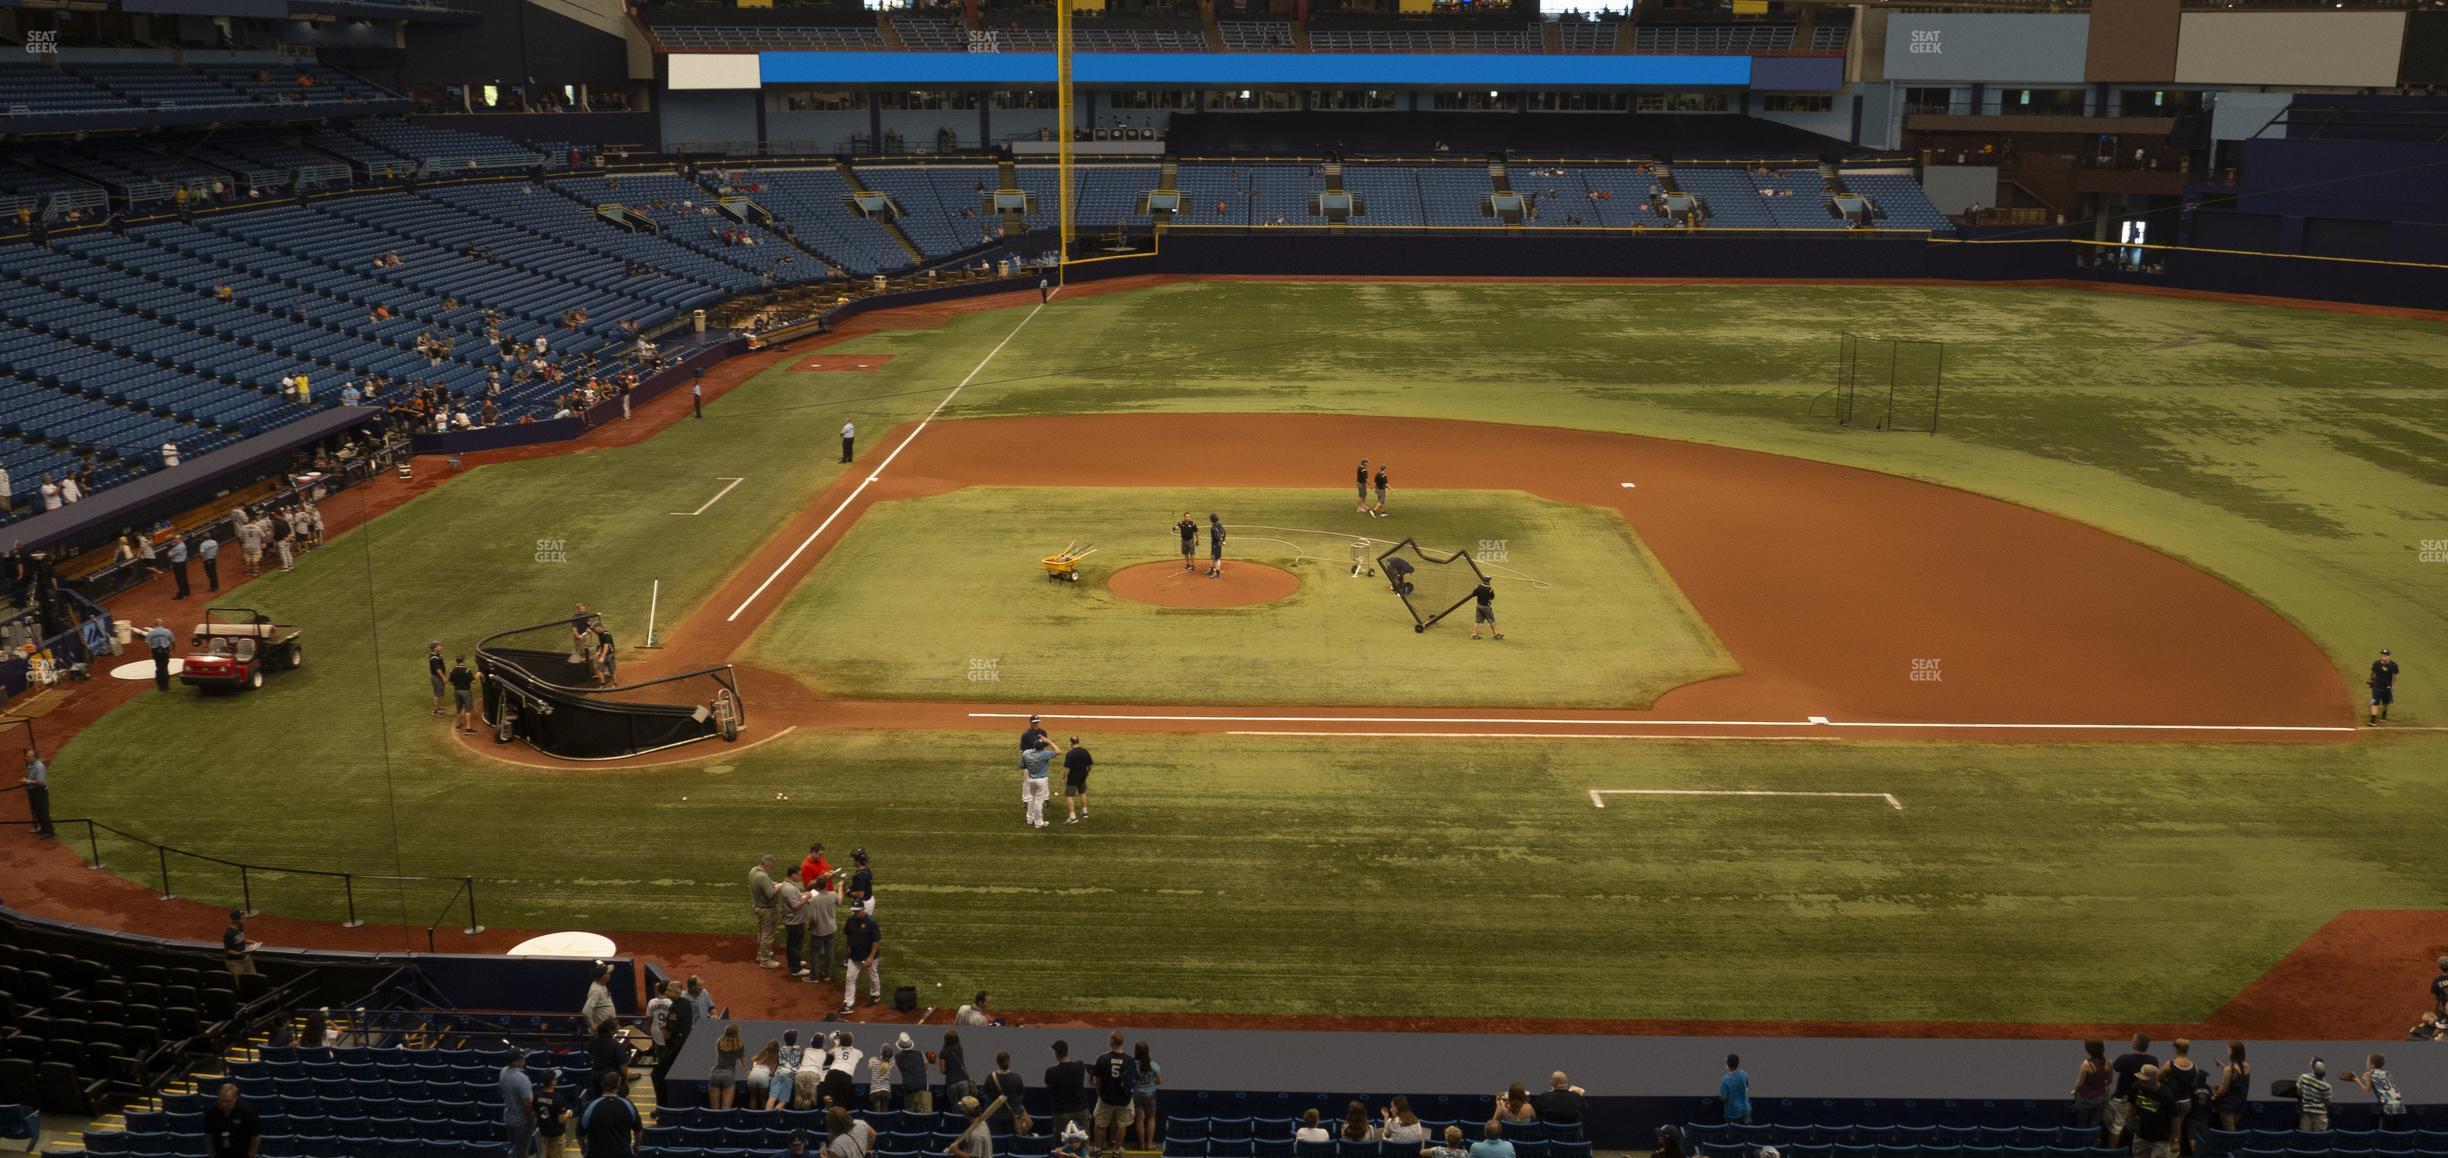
[1371, 463, 1390, 517]
[1020, 739, 1057, 828]
[1175, 512, 1198, 572]
[1206, 514, 1227, 578]
[1468, 577, 1501, 640]
[1354, 459, 1371, 513]
[2370, 649, 2401, 725]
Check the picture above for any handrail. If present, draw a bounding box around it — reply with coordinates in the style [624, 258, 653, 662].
[49, 816, 483, 939]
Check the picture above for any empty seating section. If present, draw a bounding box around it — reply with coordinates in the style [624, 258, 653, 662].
[1339, 165, 1427, 226]
[1631, 24, 1795, 53]
[650, 23, 886, 50]
[1175, 163, 1318, 225]
[0, 62, 126, 117]
[0, 934, 259, 1117]
[1753, 168, 1837, 229]
[1810, 21, 1851, 52]
[554, 173, 823, 285]
[423, 184, 758, 296]
[856, 165, 997, 256]
[893, 14, 972, 50]
[726, 167, 913, 275]
[1217, 20, 1295, 50]
[1075, 164, 1161, 226]
[1557, 22, 1620, 52]
[1841, 171, 1955, 232]
[0, 157, 106, 219]
[54, 140, 225, 203]
[349, 121, 546, 171]
[1066, 25, 1210, 51]
[0, 60, 388, 122]
[1309, 25, 1539, 52]
[1414, 167, 1491, 226]
[1670, 167, 1775, 228]
[83, 1044, 597, 1156]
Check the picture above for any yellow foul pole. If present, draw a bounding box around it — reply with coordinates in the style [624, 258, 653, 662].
[1056, 0, 1073, 283]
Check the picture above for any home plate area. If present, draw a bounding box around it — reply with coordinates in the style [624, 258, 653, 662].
[795, 353, 895, 372]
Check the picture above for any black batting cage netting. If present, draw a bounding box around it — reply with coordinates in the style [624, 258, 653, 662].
[1376, 538, 1490, 632]
[475, 620, 745, 761]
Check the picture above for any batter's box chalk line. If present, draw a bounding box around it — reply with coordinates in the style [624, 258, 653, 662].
[1588, 788, 1904, 811]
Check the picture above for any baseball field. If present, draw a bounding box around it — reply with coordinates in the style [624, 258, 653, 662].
[39, 277, 2448, 1031]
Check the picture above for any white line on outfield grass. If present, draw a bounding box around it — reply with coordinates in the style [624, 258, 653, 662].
[725, 294, 1054, 622]
[968, 710, 2353, 734]
[1590, 788, 1903, 811]
[670, 477, 745, 516]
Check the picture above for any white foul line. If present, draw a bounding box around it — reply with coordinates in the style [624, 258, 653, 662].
[967, 710, 2351, 734]
[671, 477, 746, 516]
[1591, 788, 1903, 811]
[725, 296, 1052, 622]
[1232, 730, 1823, 742]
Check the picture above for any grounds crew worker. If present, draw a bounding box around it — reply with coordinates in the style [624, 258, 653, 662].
[145, 618, 177, 691]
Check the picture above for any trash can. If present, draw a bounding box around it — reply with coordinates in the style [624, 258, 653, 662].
[691, 309, 706, 334]
[871, 275, 889, 293]
[113, 618, 133, 655]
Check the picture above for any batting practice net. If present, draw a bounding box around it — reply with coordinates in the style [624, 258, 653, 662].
[475, 620, 745, 761]
[1827, 332, 1946, 433]
[1375, 538, 1489, 632]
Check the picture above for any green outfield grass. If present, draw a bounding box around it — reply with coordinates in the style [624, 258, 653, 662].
[45, 280, 2448, 1024]
[742, 487, 1734, 707]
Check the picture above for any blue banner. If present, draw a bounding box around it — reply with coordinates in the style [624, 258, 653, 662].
[756, 51, 1753, 89]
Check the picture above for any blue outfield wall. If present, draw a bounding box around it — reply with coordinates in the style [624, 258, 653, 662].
[753, 51, 1757, 89]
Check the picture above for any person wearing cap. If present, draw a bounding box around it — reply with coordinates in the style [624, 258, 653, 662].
[1206, 513, 1227, 578]
[427, 641, 449, 717]
[2122, 1065, 2180, 1158]
[581, 963, 617, 1033]
[499, 1047, 537, 1157]
[776, 1128, 814, 1157]
[223, 909, 258, 976]
[1020, 714, 1048, 769]
[1022, 739, 1058, 829]
[1045, 1040, 1092, 1142]
[897, 1031, 931, 1113]
[2295, 1058, 2332, 1132]
[848, 848, 875, 914]
[2369, 649, 2400, 726]
[951, 1094, 997, 1158]
[841, 906, 882, 1013]
[749, 855, 781, 969]
[1355, 458, 1372, 513]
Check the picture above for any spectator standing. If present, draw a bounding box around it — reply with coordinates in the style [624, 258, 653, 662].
[870, 1044, 898, 1111]
[942, 1030, 973, 1106]
[146, 618, 176, 691]
[896, 1031, 930, 1113]
[984, 1052, 1025, 1136]
[823, 1031, 863, 1110]
[2109, 1035, 2160, 1146]
[198, 534, 220, 593]
[841, 906, 882, 1013]
[499, 1048, 537, 1158]
[645, 983, 673, 1057]
[1133, 1042, 1162, 1152]
[804, 879, 840, 983]
[535, 1071, 572, 1158]
[750, 855, 782, 968]
[0, 465, 9, 515]
[709, 1024, 745, 1111]
[2074, 1040, 2113, 1139]
[580, 1073, 641, 1158]
[2349, 1054, 2406, 1132]
[585, 1019, 631, 1101]
[2213, 1043, 2250, 1132]
[2162, 1041, 2207, 1155]
[686, 975, 713, 1021]
[778, 866, 812, 977]
[2124, 1065, 2180, 1158]
[2296, 1058, 2332, 1132]
[21, 747, 52, 839]
[1045, 1040, 1092, 1141]
[1718, 1056, 1752, 1125]
[769, 1029, 806, 1110]
[581, 962, 618, 1033]
[204, 1082, 262, 1158]
[1090, 1030, 1138, 1158]
[744, 1039, 781, 1111]
[223, 908, 258, 975]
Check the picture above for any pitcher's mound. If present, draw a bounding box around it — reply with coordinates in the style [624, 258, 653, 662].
[1108, 561, 1300, 608]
